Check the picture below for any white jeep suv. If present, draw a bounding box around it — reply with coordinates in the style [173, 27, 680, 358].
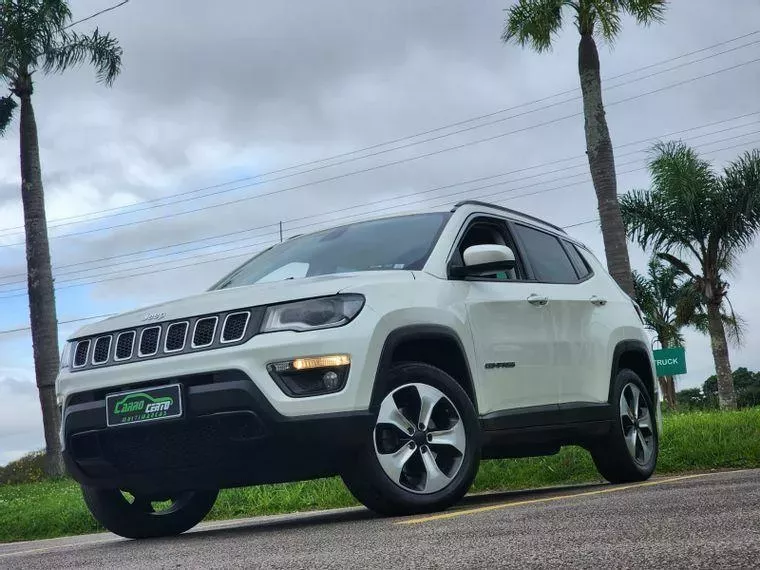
[56, 200, 660, 539]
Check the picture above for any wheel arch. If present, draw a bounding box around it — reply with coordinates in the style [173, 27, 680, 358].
[609, 340, 656, 403]
[370, 325, 477, 413]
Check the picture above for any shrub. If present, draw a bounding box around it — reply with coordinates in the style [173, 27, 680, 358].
[0, 450, 48, 485]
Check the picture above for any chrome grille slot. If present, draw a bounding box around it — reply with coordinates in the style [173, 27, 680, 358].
[139, 326, 161, 357]
[192, 317, 217, 348]
[73, 340, 90, 368]
[115, 331, 135, 361]
[221, 312, 250, 343]
[165, 322, 188, 353]
[92, 336, 112, 365]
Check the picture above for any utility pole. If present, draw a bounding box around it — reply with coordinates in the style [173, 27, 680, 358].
[279, 221, 283, 243]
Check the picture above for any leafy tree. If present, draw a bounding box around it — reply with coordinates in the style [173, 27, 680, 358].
[704, 368, 760, 409]
[674, 387, 709, 411]
[633, 256, 744, 408]
[0, 0, 122, 475]
[632, 256, 688, 407]
[621, 141, 760, 410]
[502, 0, 667, 296]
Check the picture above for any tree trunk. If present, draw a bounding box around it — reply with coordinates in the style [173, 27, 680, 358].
[656, 337, 677, 409]
[577, 34, 634, 297]
[705, 301, 736, 410]
[18, 90, 64, 476]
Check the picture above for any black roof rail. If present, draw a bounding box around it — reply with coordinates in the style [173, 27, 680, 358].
[451, 200, 567, 234]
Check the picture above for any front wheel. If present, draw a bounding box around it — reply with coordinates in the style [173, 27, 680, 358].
[342, 362, 480, 516]
[591, 368, 658, 483]
[81, 486, 218, 539]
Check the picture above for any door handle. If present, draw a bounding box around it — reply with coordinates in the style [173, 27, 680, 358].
[589, 295, 607, 306]
[527, 294, 549, 307]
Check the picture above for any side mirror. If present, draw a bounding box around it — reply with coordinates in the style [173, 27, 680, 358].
[452, 244, 516, 278]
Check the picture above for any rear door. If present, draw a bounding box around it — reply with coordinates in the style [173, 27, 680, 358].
[510, 224, 601, 405]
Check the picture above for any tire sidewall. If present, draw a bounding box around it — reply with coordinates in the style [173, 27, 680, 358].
[82, 486, 218, 539]
[359, 362, 480, 510]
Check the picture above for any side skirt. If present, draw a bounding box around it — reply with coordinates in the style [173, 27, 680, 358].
[479, 402, 614, 460]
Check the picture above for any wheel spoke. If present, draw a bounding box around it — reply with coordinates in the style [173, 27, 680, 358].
[416, 384, 442, 430]
[376, 444, 416, 486]
[620, 391, 635, 423]
[427, 420, 466, 454]
[377, 394, 415, 435]
[638, 429, 652, 463]
[631, 385, 641, 420]
[420, 449, 451, 493]
[638, 407, 652, 432]
[625, 426, 638, 459]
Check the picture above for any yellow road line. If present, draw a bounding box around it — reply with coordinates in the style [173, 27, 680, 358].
[396, 473, 712, 525]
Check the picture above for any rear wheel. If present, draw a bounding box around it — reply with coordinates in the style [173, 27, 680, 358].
[81, 486, 218, 539]
[591, 368, 658, 483]
[342, 362, 480, 515]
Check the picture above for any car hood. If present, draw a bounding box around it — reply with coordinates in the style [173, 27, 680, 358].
[70, 270, 414, 339]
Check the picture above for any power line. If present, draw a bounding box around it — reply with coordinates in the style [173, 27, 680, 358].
[1, 132, 757, 299]
[64, 0, 130, 29]
[1, 29, 759, 236]
[2, 53, 759, 250]
[0, 313, 115, 337]
[24, 125, 759, 287]
[1, 111, 757, 285]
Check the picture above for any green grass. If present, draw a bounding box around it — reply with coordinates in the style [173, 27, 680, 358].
[1, 408, 759, 543]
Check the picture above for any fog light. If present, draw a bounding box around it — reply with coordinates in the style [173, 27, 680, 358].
[322, 370, 340, 390]
[267, 354, 350, 397]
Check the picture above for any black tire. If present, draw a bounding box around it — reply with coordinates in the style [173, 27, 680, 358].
[342, 362, 480, 516]
[591, 368, 658, 483]
[81, 486, 218, 539]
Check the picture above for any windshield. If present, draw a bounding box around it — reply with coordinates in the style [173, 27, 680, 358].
[214, 213, 450, 289]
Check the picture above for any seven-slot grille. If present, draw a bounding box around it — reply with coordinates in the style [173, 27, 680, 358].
[68, 310, 254, 371]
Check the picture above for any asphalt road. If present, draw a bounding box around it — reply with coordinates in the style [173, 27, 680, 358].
[1, 469, 758, 569]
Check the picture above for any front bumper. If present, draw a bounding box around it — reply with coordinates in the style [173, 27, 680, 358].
[63, 370, 373, 493]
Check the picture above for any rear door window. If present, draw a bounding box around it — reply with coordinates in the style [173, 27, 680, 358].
[513, 224, 578, 284]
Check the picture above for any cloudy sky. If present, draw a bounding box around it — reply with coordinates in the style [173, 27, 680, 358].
[1, 0, 759, 464]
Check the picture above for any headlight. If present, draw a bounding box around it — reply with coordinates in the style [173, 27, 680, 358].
[260, 294, 364, 333]
[59, 342, 72, 370]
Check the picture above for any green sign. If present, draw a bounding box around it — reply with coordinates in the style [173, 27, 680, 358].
[653, 347, 687, 376]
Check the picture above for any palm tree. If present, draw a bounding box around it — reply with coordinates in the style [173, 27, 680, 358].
[502, 0, 667, 296]
[0, 0, 122, 475]
[633, 256, 743, 409]
[631, 257, 684, 408]
[621, 141, 760, 410]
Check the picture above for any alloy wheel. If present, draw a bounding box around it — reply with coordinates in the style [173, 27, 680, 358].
[619, 383, 655, 465]
[374, 383, 466, 494]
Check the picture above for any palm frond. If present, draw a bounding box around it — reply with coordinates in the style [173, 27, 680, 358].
[592, 1, 622, 43]
[722, 295, 746, 347]
[714, 149, 760, 261]
[656, 252, 695, 278]
[42, 28, 122, 85]
[502, 0, 565, 52]
[620, 0, 667, 25]
[0, 93, 16, 136]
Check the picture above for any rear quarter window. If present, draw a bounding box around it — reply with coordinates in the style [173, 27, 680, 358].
[563, 241, 592, 280]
